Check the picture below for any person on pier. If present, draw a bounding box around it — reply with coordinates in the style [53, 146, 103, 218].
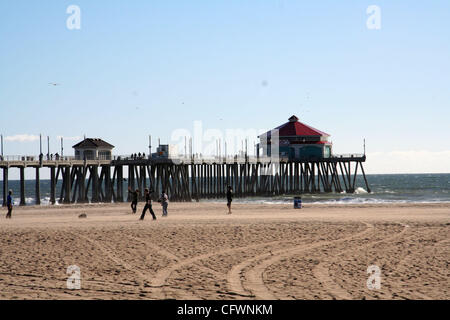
[128, 187, 140, 214]
[159, 190, 169, 217]
[226, 186, 233, 214]
[140, 188, 156, 221]
[6, 190, 13, 219]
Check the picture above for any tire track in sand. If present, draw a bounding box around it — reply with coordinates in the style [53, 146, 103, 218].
[227, 222, 374, 299]
[125, 234, 180, 261]
[390, 237, 450, 300]
[125, 234, 225, 279]
[311, 222, 410, 300]
[74, 232, 199, 299]
[148, 238, 310, 299]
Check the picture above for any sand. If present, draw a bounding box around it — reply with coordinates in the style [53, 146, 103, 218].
[0, 201, 448, 300]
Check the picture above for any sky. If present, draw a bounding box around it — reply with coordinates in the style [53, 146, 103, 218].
[1, 0, 450, 178]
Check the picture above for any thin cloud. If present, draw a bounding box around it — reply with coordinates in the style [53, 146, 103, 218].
[4, 134, 40, 142]
[365, 150, 450, 174]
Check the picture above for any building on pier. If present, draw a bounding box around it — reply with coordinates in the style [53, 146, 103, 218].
[258, 115, 332, 161]
[73, 138, 114, 160]
[152, 144, 178, 159]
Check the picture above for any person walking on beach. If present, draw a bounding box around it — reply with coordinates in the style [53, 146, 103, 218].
[128, 187, 140, 214]
[140, 188, 156, 221]
[226, 186, 233, 214]
[6, 190, 13, 219]
[159, 190, 169, 217]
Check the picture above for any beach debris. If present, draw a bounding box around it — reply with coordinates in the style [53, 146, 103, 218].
[78, 213, 87, 219]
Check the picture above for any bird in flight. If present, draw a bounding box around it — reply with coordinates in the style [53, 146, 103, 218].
[49, 83, 61, 86]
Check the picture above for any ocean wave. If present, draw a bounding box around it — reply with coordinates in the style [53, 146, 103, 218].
[354, 187, 368, 194]
[309, 198, 450, 205]
[201, 198, 450, 205]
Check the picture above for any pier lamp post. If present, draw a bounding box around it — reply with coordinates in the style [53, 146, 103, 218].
[1, 134, 3, 157]
[149, 135, 152, 158]
[225, 142, 227, 159]
[40, 134, 42, 155]
[245, 139, 248, 158]
[61, 137, 64, 157]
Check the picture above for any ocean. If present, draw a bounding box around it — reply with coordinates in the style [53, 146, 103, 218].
[1, 174, 449, 205]
[241, 173, 450, 205]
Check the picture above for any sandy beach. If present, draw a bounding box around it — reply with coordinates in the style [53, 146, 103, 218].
[0, 201, 448, 300]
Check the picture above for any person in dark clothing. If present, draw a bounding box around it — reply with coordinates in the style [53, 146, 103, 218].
[6, 190, 13, 219]
[140, 188, 156, 221]
[128, 187, 140, 214]
[226, 186, 233, 214]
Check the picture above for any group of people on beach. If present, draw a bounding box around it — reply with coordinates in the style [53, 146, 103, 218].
[4, 186, 233, 219]
[128, 186, 169, 220]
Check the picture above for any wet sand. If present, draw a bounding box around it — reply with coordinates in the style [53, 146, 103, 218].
[0, 202, 448, 300]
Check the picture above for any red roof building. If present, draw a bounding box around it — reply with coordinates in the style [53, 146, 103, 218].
[258, 116, 332, 160]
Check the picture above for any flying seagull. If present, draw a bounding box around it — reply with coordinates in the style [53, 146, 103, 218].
[49, 83, 61, 86]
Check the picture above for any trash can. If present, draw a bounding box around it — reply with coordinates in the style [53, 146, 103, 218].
[294, 197, 302, 209]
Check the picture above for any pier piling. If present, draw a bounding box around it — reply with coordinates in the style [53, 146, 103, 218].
[2, 167, 8, 207]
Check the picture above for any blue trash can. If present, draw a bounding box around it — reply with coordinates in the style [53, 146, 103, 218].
[294, 197, 302, 209]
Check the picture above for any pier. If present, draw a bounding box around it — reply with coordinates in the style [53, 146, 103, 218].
[0, 154, 370, 206]
[0, 116, 372, 206]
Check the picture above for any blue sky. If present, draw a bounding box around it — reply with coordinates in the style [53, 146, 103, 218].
[1, 0, 450, 176]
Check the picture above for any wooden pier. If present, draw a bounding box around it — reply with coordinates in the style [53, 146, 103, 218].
[0, 155, 370, 206]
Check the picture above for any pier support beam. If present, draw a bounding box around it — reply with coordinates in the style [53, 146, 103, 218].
[35, 167, 40, 205]
[117, 165, 123, 202]
[127, 165, 135, 202]
[104, 165, 112, 203]
[359, 162, 371, 193]
[20, 167, 26, 206]
[2, 167, 8, 207]
[78, 166, 87, 203]
[92, 165, 99, 203]
[64, 166, 71, 204]
[50, 166, 56, 205]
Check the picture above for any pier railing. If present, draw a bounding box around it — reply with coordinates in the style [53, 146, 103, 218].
[0, 153, 366, 166]
[0, 155, 76, 162]
[331, 153, 365, 159]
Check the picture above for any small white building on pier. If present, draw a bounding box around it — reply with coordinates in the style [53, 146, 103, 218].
[73, 138, 114, 160]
